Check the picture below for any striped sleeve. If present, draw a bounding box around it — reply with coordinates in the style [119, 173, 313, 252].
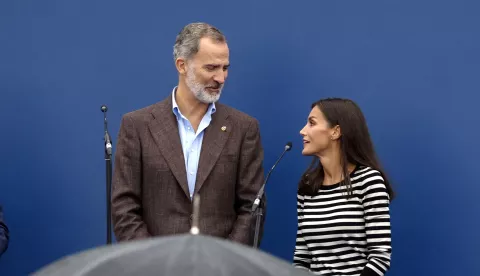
[293, 193, 311, 270]
[360, 171, 392, 276]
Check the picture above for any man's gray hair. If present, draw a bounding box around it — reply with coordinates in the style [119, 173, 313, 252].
[173, 22, 226, 61]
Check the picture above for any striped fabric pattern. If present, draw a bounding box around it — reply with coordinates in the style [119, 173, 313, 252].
[293, 166, 392, 276]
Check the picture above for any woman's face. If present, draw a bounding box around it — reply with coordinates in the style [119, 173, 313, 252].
[300, 106, 336, 156]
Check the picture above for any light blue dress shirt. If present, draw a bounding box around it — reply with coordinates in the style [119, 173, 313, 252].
[171, 87, 216, 199]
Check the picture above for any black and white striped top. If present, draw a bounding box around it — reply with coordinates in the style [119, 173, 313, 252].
[293, 166, 392, 276]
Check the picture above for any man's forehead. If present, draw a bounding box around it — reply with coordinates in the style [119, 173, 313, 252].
[195, 53, 229, 65]
[197, 38, 228, 53]
[198, 37, 228, 48]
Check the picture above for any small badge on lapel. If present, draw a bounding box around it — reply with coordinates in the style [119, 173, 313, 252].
[221, 126, 227, 132]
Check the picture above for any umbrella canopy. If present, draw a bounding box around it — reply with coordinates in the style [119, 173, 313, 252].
[31, 234, 313, 276]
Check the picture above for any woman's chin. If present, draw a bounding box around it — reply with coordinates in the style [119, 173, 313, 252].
[301, 149, 313, 156]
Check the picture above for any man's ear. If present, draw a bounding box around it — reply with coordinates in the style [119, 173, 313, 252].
[176, 58, 187, 75]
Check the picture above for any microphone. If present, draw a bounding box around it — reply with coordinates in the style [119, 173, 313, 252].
[100, 104, 113, 245]
[251, 141, 292, 213]
[101, 105, 112, 156]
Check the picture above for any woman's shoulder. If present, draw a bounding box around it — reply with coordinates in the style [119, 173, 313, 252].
[351, 166, 386, 187]
[352, 165, 383, 179]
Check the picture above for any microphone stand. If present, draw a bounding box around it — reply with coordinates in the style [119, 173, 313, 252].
[101, 105, 113, 245]
[251, 142, 292, 248]
[252, 200, 264, 249]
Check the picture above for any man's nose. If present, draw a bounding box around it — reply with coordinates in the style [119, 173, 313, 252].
[213, 72, 226, 84]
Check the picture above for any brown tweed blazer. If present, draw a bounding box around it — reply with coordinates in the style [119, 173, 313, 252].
[111, 95, 265, 245]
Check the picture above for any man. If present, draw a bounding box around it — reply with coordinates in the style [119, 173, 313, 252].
[111, 23, 265, 246]
[0, 205, 9, 257]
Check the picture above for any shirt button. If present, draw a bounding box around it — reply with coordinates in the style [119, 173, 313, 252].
[190, 172, 193, 175]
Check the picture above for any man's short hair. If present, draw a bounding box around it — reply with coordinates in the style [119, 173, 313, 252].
[173, 22, 226, 61]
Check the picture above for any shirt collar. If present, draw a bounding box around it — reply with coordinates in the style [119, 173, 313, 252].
[171, 86, 216, 119]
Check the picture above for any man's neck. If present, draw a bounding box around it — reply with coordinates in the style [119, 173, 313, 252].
[175, 83, 209, 119]
[175, 83, 209, 132]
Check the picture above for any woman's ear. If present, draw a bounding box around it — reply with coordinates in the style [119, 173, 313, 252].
[331, 125, 342, 140]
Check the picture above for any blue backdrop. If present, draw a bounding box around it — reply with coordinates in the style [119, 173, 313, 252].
[1, 1, 479, 275]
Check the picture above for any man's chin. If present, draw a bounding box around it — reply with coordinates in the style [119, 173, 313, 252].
[195, 91, 221, 104]
[206, 86, 224, 95]
[207, 89, 222, 98]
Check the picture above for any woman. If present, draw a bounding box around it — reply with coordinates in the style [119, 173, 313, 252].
[293, 98, 394, 276]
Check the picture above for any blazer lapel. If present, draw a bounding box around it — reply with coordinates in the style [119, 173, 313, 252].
[148, 97, 190, 198]
[194, 106, 231, 194]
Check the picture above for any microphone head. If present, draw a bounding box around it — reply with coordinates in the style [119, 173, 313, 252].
[285, 141, 292, 151]
[100, 105, 108, 113]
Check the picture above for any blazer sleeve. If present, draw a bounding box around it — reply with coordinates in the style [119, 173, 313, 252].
[111, 114, 151, 241]
[0, 205, 9, 256]
[228, 118, 266, 245]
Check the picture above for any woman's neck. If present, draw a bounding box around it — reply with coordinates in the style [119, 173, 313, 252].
[319, 147, 355, 185]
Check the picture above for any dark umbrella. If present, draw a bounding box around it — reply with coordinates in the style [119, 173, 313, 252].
[31, 233, 314, 276]
[32, 196, 313, 276]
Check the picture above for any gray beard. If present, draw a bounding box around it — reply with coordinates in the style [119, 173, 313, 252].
[185, 67, 223, 104]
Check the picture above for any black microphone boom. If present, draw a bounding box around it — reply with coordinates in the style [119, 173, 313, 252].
[251, 141, 292, 248]
[251, 141, 292, 213]
[101, 104, 113, 245]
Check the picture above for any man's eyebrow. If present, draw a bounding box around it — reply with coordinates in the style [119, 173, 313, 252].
[204, 63, 230, 67]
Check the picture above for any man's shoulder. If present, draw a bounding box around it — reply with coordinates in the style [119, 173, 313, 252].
[122, 103, 155, 121]
[121, 97, 170, 123]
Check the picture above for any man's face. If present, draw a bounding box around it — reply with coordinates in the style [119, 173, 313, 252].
[185, 37, 230, 104]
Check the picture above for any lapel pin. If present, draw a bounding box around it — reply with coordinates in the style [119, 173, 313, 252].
[221, 126, 227, 132]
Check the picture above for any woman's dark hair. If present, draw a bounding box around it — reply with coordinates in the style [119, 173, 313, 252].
[298, 98, 395, 201]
